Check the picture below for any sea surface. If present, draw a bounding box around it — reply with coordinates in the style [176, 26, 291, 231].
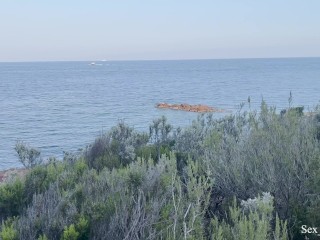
[1, 58, 320, 170]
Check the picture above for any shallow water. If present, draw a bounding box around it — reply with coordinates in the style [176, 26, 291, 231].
[1, 58, 319, 169]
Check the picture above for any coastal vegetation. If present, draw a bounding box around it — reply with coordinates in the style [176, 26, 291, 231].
[1, 101, 320, 239]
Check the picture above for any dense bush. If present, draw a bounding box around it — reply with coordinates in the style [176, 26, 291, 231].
[173, 102, 320, 239]
[0, 218, 18, 240]
[0, 179, 24, 220]
[85, 122, 150, 170]
[211, 193, 288, 240]
[1, 102, 319, 239]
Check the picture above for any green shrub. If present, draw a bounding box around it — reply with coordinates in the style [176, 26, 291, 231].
[0, 179, 24, 219]
[61, 224, 79, 240]
[85, 122, 148, 171]
[75, 217, 89, 240]
[14, 141, 42, 169]
[74, 158, 88, 176]
[0, 218, 18, 240]
[211, 193, 288, 240]
[23, 162, 66, 203]
[188, 102, 320, 237]
[37, 234, 48, 240]
[149, 116, 173, 161]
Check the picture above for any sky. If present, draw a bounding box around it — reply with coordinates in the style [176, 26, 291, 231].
[1, 0, 320, 62]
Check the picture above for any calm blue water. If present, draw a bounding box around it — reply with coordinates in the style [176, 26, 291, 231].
[1, 58, 320, 170]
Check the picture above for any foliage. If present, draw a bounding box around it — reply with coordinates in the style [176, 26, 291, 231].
[0, 218, 18, 240]
[0, 179, 24, 220]
[85, 122, 149, 170]
[14, 141, 42, 169]
[37, 234, 48, 240]
[75, 217, 89, 240]
[23, 161, 66, 203]
[149, 116, 173, 161]
[61, 224, 79, 240]
[211, 193, 288, 240]
[2, 101, 320, 239]
[175, 102, 320, 238]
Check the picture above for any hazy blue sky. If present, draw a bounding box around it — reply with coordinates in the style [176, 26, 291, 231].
[1, 0, 320, 61]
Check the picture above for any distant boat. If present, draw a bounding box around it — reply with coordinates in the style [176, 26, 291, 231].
[89, 62, 103, 66]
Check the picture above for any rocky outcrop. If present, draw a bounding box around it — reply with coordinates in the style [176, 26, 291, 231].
[156, 103, 223, 113]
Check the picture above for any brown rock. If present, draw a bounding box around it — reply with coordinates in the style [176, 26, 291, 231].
[155, 102, 224, 113]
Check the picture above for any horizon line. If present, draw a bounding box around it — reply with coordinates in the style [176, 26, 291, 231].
[0, 56, 319, 63]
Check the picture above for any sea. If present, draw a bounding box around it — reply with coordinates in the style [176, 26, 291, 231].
[1, 58, 320, 170]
